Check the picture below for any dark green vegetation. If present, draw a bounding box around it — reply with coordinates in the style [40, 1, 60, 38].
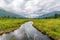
[42, 13, 60, 19]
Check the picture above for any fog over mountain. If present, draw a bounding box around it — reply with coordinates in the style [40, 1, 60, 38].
[0, 0, 60, 18]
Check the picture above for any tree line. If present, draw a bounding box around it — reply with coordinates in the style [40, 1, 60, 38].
[43, 13, 60, 19]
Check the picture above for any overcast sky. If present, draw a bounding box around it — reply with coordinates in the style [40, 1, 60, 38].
[0, 0, 60, 18]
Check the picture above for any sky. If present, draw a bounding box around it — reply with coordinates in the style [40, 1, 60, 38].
[0, 0, 60, 18]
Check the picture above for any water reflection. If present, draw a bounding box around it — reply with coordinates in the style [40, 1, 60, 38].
[0, 32, 14, 40]
[0, 21, 51, 40]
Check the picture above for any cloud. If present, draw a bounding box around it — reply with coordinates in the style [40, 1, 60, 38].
[0, 0, 60, 18]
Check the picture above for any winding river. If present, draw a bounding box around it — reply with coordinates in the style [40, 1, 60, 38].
[0, 21, 51, 40]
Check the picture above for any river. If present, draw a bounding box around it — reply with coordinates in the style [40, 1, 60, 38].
[0, 21, 51, 40]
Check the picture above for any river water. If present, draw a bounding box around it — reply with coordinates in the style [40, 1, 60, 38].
[0, 21, 51, 40]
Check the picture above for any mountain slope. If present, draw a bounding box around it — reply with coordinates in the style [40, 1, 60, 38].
[37, 11, 60, 18]
[0, 9, 24, 18]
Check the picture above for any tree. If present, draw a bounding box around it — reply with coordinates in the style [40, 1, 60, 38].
[54, 13, 58, 19]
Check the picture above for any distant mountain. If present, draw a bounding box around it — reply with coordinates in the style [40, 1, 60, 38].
[37, 11, 60, 18]
[0, 9, 24, 18]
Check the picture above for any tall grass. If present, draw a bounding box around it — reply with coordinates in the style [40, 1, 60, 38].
[33, 18, 60, 40]
[0, 18, 29, 35]
[0, 17, 60, 40]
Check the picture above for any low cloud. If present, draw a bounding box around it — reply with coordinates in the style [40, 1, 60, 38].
[0, 0, 60, 18]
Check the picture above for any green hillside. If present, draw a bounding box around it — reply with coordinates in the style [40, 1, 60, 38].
[0, 9, 24, 18]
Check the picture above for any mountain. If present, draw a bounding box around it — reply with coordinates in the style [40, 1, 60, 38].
[0, 9, 24, 18]
[37, 11, 60, 18]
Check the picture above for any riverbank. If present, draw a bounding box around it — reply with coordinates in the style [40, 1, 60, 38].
[0, 18, 29, 35]
[0, 18, 60, 40]
[0, 21, 51, 40]
[32, 18, 60, 40]
[33, 25, 55, 40]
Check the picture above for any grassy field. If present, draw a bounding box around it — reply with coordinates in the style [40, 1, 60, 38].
[0, 17, 29, 35]
[32, 18, 60, 40]
[0, 17, 60, 40]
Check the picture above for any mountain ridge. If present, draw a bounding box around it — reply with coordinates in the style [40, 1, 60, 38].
[0, 9, 24, 18]
[37, 11, 60, 18]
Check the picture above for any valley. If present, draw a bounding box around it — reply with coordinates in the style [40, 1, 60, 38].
[0, 17, 60, 40]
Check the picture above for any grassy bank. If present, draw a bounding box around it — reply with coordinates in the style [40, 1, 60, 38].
[32, 18, 60, 40]
[0, 17, 60, 40]
[0, 18, 29, 35]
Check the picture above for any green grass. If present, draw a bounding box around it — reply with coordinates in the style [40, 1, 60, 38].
[0, 17, 60, 40]
[0, 18, 29, 35]
[10, 37, 15, 40]
[32, 18, 60, 40]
